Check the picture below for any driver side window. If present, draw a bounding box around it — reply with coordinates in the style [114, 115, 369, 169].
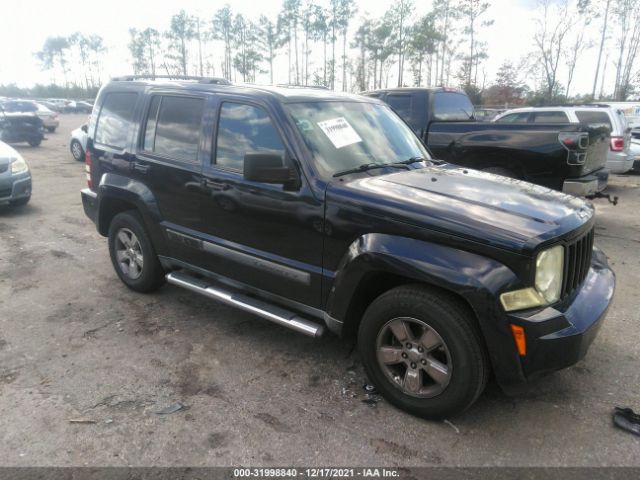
[214, 102, 285, 172]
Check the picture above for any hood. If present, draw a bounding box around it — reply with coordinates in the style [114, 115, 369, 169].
[0, 140, 20, 160]
[329, 164, 593, 253]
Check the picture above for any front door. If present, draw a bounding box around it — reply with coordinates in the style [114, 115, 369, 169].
[197, 98, 324, 308]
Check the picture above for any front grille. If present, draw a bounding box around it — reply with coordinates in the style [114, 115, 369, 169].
[561, 228, 594, 298]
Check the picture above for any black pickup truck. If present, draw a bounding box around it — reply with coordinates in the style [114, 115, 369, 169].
[81, 78, 614, 419]
[364, 88, 610, 196]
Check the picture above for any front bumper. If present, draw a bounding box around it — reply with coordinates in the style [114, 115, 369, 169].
[0, 172, 32, 204]
[562, 169, 608, 196]
[503, 247, 614, 385]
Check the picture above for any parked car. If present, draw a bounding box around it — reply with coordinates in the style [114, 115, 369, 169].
[70, 124, 88, 161]
[80, 77, 615, 419]
[631, 138, 640, 172]
[35, 103, 60, 132]
[0, 106, 45, 147]
[76, 101, 94, 113]
[494, 106, 633, 174]
[0, 140, 32, 206]
[363, 88, 610, 196]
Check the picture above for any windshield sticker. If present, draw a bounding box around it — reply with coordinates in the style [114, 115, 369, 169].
[317, 117, 362, 149]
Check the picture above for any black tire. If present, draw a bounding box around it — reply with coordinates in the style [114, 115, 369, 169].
[107, 210, 165, 293]
[481, 167, 520, 179]
[28, 138, 42, 147]
[357, 285, 489, 419]
[70, 140, 84, 161]
[9, 196, 30, 207]
[47, 127, 56, 133]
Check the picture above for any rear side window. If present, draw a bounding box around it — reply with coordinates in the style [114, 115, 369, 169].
[95, 93, 138, 149]
[432, 92, 474, 121]
[575, 111, 612, 129]
[214, 102, 285, 171]
[532, 111, 569, 123]
[496, 112, 531, 123]
[143, 95, 204, 163]
[386, 95, 412, 121]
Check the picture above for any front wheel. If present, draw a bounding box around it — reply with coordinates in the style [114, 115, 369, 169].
[28, 138, 42, 147]
[108, 210, 165, 293]
[47, 127, 56, 133]
[358, 285, 489, 419]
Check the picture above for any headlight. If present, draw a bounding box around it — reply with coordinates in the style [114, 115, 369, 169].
[500, 245, 564, 312]
[10, 155, 29, 175]
[535, 245, 564, 304]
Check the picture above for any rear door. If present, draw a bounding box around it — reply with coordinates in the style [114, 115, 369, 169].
[132, 92, 208, 264]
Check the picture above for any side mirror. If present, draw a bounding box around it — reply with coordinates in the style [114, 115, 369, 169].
[81, 124, 88, 133]
[243, 153, 293, 184]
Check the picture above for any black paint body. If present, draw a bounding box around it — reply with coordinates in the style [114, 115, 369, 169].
[81, 80, 615, 390]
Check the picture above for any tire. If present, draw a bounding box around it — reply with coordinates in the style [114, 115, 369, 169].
[107, 210, 165, 293]
[70, 140, 84, 161]
[9, 196, 30, 207]
[28, 138, 42, 147]
[357, 285, 489, 419]
[47, 127, 56, 133]
[482, 167, 520, 179]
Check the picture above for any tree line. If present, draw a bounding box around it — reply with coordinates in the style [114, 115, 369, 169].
[24, 0, 640, 103]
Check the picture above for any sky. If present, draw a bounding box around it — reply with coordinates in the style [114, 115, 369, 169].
[0, 0, 618, 96]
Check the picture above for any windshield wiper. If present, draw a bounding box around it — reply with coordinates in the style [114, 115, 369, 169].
[395, 156, 426, 165]
[332, 162, 406, 178]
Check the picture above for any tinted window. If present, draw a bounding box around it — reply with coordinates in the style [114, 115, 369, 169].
[575, 111, 612, 128]
[215, 102, 285, 171]
[496, 112, 531, 123]
[95, 92, 138, 149]
[144, 96, 204, 162]
[386, 95, 412, 120]
[432, 92, 474, 121]
[532, 111, 569, 123]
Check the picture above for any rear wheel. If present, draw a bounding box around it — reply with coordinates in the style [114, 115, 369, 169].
[357, 285, 489, 419]
[46, 127, 56, 133]
[28, 138, 42, 147]
[70, 140, 84, 161]
[108, 211, 165, 293]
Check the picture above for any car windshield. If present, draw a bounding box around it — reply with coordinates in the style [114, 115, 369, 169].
[286, 101, 430, 177]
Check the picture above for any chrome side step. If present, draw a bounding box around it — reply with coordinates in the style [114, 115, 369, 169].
[166, 271, 325, 338]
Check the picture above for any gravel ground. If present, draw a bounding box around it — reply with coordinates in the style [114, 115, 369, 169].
[0, 114, 639, 467]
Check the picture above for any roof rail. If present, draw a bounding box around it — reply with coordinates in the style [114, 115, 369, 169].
[111, 75, 231, 85]
[275, 83, 330, 90]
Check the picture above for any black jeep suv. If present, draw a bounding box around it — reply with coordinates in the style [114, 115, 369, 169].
[81, 76, 615, 419]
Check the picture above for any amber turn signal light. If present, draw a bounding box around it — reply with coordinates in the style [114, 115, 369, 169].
[510, 324, 526, 356]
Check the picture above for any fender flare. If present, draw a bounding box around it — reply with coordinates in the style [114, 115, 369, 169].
[96, 173, 163, 240]
[325, 233, 524, 383]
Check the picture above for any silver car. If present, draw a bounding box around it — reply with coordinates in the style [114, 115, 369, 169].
[70, 123, 88, 161]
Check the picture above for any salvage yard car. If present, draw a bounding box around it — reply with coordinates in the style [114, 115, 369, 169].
[0, 103, 45, 147]
[0, 140, 32, 206]
[365, 87, 610, 196]
[81, 76, 615, 419]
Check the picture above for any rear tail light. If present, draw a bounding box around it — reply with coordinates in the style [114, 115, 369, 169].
[85, 149, 93, 189]
[610, 136, 625, 152]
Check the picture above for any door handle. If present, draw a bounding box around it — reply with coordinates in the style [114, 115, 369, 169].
[132, 161, 149, 173]
[203, 178, 230, 191]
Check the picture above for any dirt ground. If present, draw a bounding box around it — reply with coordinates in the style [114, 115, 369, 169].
[0, 114, 639, 467]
